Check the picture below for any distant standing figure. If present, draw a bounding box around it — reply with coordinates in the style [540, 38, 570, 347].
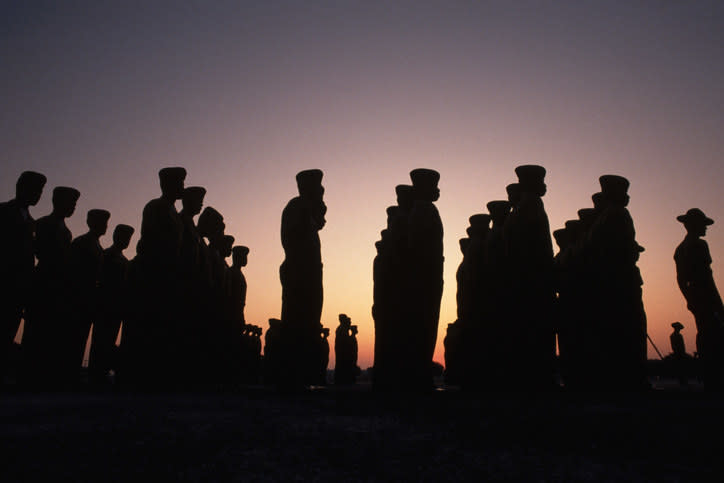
[0, 171, 46, 383]
[674, 208, 724, 388]
[406, 168, 444, 390]
[280, 169, 326, 386]
[89, 224, 134, 385]
[68, 209, 111, 383]
[335, 314, 357, 385]
[23, 186, 80, 387]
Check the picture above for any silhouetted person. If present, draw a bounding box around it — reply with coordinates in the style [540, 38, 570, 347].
[228, 245, 249, 381]
[176, 186, 207, 383]
[89, 224, 134, 386]
[0, 171, 46, 385]
[667, 321, 693, 387]
[123, 167, 185, 388]
[280, 169, 326, 386]
[405, 168, 443, 390]
[373, 185, 415, 390]
[482, 200, 512, 386]
[23, 186, 80, 388]
[179, 186, 207, 279]
[504, 165, 555, 389]
[675, 208, 724, 389]
[231, 246, 249, 326]
[589, 175, 648, 390]
[335, 314, 357, 385]
[67, 209, 110, 385]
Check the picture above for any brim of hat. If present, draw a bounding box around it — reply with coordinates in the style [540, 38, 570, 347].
[677, 215, 714, 225]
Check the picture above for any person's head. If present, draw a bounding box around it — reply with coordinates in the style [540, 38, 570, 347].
[158, 167, 186, 201]
[87, 209, 111, 237]
[395, 184, 414, 210]
[553, 228, 569, 251]
[505, 183, 521, 206]
[591, 192, 605, 212]
[486, 200, 511, 225]
[672, 321, 684, 332]
[182, 186, 206, 216]
[112, 224, 135, 250]
[599, 174, 630, 207]
[467, 214, 491, 239]
[52, 187, 80, 218]
[577, 208, 597, 230]
[564, 219, 583, 242]
[296, 169, 324, 202]
[232, 245, 249, 267]
[677, 208, 713, 237]
[515, 165, 547, 197]
[410, 168, 440, 202]
[339, 313, 351, 327]
[16, 171, 47, 207]
[197, 206, 224, 239]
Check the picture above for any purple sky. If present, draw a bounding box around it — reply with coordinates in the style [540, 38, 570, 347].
[2, 1, 723, 366]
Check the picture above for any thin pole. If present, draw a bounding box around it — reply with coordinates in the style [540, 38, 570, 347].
[647, 333, 664, 360]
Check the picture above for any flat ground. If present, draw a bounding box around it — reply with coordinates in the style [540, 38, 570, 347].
[1, 381, 722, 482]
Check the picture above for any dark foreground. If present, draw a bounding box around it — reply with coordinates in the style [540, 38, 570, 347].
[1, 382, 723, 482]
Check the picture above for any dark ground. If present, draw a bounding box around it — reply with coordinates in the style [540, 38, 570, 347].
[2, 380, 723, 482]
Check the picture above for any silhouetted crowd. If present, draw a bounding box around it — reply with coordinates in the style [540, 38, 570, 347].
[441, 166, 724, 391]
[1, 166, 721, 393]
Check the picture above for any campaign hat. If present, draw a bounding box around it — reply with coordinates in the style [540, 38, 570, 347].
[677, 208, 713, 226]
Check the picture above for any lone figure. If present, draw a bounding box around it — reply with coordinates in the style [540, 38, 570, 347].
[674, 208, 724, 388]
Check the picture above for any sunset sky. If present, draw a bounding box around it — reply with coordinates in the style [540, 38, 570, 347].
[2, 1, 723, 368]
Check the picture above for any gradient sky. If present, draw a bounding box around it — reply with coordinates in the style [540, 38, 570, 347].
[2, 1, 723, 368]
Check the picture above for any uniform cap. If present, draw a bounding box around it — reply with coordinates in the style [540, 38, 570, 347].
[296, 169, 323, 190]
[514, 165, 546, 189]
[409, 168, 440, 189]
[599, 175, 630, 197]
[113, 224, 135, 239]
[183, 186, 206, 202]
[159, 167, 187, 183]
[17, 171, 47, 189]
[486, 200, 511, 218]
[233, 245, 250, 257]
[87, 209, 111, 224]
[53, 186, 81, 202]
[395, 184, 414, 197]
[468, 213, 491, 229]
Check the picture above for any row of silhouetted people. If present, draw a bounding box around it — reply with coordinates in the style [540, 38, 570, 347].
[0, 169, 361, 390]
[443, 168, 723, 391]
